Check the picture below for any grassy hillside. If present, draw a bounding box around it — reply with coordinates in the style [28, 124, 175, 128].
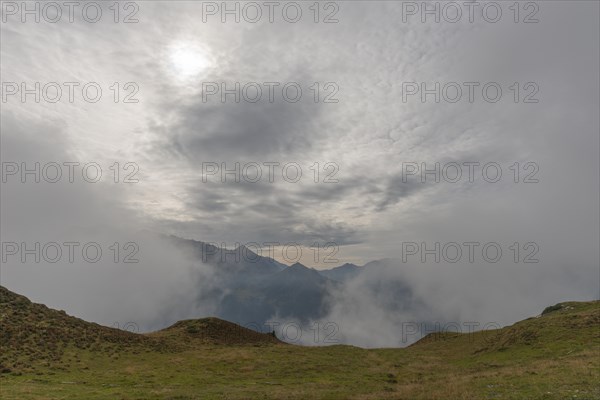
[148, 318, 281, 346]
[0, 286, 164, 375]
[1, 286, 598, 399]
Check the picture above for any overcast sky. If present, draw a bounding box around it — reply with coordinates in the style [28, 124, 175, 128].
[1, 1, 598, 342]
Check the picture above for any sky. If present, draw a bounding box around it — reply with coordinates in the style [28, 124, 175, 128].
[1, 1, 599, 346]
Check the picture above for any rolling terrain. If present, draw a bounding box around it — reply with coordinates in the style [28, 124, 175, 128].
[1, 285, 599, 399]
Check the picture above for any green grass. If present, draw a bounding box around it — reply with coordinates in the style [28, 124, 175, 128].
[1, 286, 599, 399]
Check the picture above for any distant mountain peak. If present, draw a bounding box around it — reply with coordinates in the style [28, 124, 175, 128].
[289, 262, 308, 269]
[234, 244, 258, 256]
[317, 262, 363, 282]
[281, 262, 326, 280]
[338, 262, 360, 269]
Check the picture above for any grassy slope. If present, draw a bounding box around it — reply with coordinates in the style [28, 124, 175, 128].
[1, 286, 598, 399]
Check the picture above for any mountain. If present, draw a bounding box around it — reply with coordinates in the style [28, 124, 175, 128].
[317, 259, 399, 282]
[1, 285, 598, 400]
[318, 262, 362, 282]
[167, 236, 287, 276]
[218, 262, 338, 327]
[162, 235, 350, 329]
[164, 237, 418, 333]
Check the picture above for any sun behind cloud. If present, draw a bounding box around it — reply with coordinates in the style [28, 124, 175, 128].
[168, 40, 214, 81]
